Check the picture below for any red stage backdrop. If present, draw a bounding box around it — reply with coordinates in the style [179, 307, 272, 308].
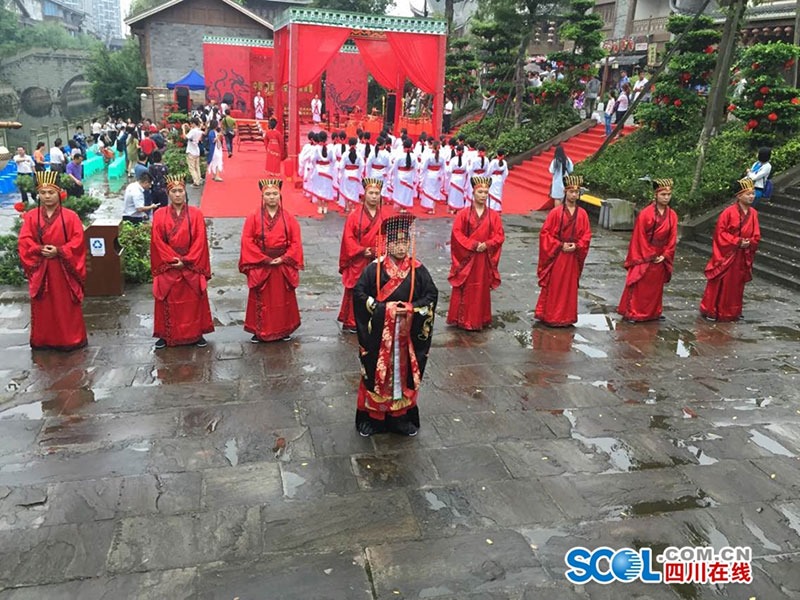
[204, 44, 254, 115]
[325, 52, 368, 119]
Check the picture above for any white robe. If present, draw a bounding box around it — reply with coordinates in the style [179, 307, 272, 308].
[253, 95, 265, 120]
[339, 152, 365, 206]
[390, 152, 417, 208]
[419, 155, 445, 209]
[310, 144, 335, 203]
[447, 156, 469, 210]
[487, 158, 509, 212]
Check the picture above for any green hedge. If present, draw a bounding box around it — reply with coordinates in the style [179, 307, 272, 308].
[575, 124, 759, 216]
[455, 105, 581, 156]
[119, 221, 152, 284]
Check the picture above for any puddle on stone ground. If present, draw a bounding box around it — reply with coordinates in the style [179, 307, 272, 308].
[756, 325, 800, 341]
[672, 438, 719, 466]
[749, 429, 796, 457]
[563, 409, 634, 472]
[575, 313, 616, 331]
[0, 304, 23, 319]
[572, 333, 608, 358]
[0, 401, 43, 419]
[649, 415, 671, 431]
[627, 490, 717, 517]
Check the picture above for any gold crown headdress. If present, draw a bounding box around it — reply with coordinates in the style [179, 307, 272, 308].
[653, 178, 674, 192]
[259, 178, 283, 190]
[35, 171, 61, 191]
[165, 175, 185, 191]
[470, 176, 491, 189]
[563, 175, 583, 190]
[733, 178, 754, 195]
[362, 178, 383, 191]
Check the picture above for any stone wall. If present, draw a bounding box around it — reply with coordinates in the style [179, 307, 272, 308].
[143, 21, 270, 88]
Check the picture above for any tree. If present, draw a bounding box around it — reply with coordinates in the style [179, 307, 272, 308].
[732, 41, 800, 144]
[86, 38, 148, 120]
[547, 0, 605, 97]
[635, 15, 720, 135]
[445, 38, 479, 106]
[445, 0, 454, 36]
[0, 6, 100, 55]
[311, 0, 394, 14]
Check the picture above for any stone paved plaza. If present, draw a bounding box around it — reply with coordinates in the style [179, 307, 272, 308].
[1, 193, 799, 599]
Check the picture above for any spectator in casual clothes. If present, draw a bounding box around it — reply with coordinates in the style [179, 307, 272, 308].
[139, 130, 157, 159]
[618, 70, 630, 91]
[91, 119, 102, 144]
[585, 75, 601, 115]
[148, 150, 169, 208]
[33, 142, 46, 172]
[747, 146, 772, 208]
[49, 138, 66, 173]
[604, 91, 617, 137]
[126, 126, 139, 176]
[151, 128, 167, 150]
[185, 118, 204, 187]
[616, 84, 630, 128]
[73, 126, 88, 156]
[65, 153, 84, 197]
[548, 145, 574, 207]
[14, 147, 36, 203]
[632, 71, 649, 103]
[122, 173, 157, 224]
[222, 110, 236, 157]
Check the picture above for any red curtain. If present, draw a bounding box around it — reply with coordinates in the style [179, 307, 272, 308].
[296, 24, 351, 88]
[273, 27, 289, 126]
[326, 52, 368, 115]
[354, 38, 404, 91]
[385, 32, 440, 94]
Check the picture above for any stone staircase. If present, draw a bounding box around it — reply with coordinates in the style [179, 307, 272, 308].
[682, 184, 800, 290]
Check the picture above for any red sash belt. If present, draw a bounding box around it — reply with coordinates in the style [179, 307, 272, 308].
[428, 166, 441, 171]
[398, 167, 413, 172]
[492, 171, 504, 175]
[345, 165, 359, 170]
[372, 165, 385, 169]
[319, 172, 333, 180]
[317, 161, 330, 165]
[452, 169, 465, 174]
[400, 180, 414, 190]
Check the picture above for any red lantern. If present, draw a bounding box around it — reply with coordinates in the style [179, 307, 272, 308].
[752, 62, 760, 69]
[760, 86, 770, 94]
[662, 97, 670, 105]
[786, 59, 796, 69]
[768, 112, 778, 121]
[748, 119, 759, 128]
[792, 98, 800, 105]
[673, 99, 683, 107]
[681, 73, 691, 82]
[754, 100, 764, 109]
[704, 46, 714, 54]
[13, 202, 25, 212]
[556, 61, 564, 67]
[728, 104, 736, 112]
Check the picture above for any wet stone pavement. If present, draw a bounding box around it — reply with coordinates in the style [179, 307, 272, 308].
[1, 201, 800, 599]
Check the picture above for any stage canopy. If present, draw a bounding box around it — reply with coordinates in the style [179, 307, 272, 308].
[272, 8, 447, 159]
[166, 69, 206, 90]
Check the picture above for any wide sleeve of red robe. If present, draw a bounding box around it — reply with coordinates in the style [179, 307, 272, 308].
[448, 207, 505, 290]
[704, 204, 760, 283]
[264, 128, 283, 175]
[536, 206, 591, 288]
[18, 206, 87, 350]
[622, 204, 678, 287]
[338, 206, 389, 288]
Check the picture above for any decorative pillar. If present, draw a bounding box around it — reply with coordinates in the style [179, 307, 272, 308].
[287, 24, 300, 164]
[432, 34, 447, 138]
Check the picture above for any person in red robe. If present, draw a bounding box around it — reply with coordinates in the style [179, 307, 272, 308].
[353, 215, 438, 437]
[447, 176, 505, 331]
[617, 178, 678, 322]
[151, 175, 214, 349]
[535, 175, 592, 327]
[240, 177, 304, 342]
[338, 178, 390, 333]
[263, 118, 283, 176]
[700, 178, 760, 322]
[18, 171, 87, 350]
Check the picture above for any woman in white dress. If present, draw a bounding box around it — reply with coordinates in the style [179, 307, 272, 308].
[467, 144, 490, 203]
[298, 132, 316, 199]
[548, 144, 573, 206]
[390, 138, 416, 213]
[487, 148, 509, 212]
[331, 132, 344, 208]
[419, 141, 445, 215]
[446, 145, 469, 214]
[310, 130, 335, 214]
[338, 138, 365, 212]
[207, 124, 224, 182]
[366, 137, 390, 184]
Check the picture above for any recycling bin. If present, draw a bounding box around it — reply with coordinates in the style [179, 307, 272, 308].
[84, 219, 124, 296]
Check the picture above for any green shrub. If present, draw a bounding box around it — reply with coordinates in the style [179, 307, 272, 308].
[575, 124, 757, 216]
[0, 234, 24, 286]
[163, 147, 190, 180]
[119, 221, 152, 284]
[166, 112, 190, 123]
[772, 136, 800, 172]
[62, 195, 102, 223]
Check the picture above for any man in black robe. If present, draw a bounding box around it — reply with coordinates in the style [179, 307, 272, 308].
[353, 215, 438, 437]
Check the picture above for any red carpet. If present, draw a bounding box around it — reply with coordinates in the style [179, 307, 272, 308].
[200, 124, 635, 218]
[504, 124, 637, 212]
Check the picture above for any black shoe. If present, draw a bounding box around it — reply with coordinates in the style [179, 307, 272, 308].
[196, 337, 208, 347]
[657, 315, 666, 321]
[250, 334, 261, 344]
[154, 338, 167, 349]
[393, 420, 418, 437]
[357, 420, 377, 437]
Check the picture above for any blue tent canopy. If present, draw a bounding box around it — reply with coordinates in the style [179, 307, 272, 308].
[166, 69, 205, 90]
